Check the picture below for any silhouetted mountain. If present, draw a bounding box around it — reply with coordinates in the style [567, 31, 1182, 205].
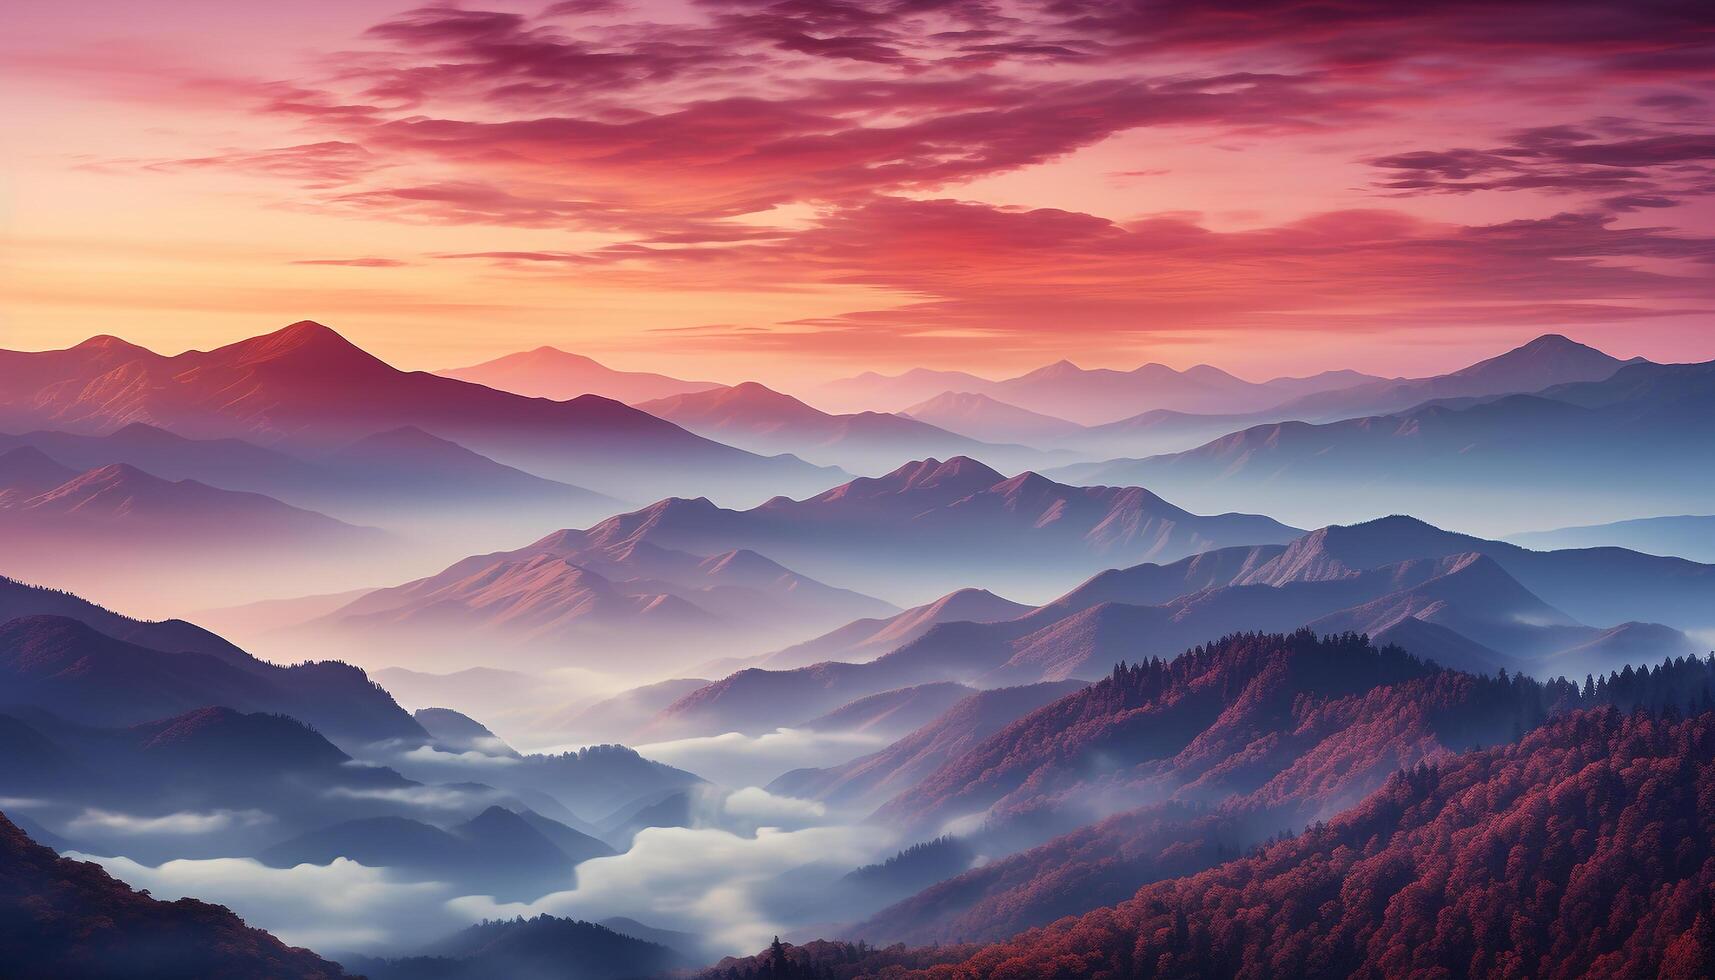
[0, 810, 349, 978]
[0, 581, 422, 742]
[1509, 514, 1715, 564]
[344, 914, 686, 980]
[437, 346, 721, 403]
[261, 805, 602, 899]
[1064, 356, 1711, 533]
[901, 392, 1082, 445]
[0, 323, 841, 504]
[817, 707, 1715, 979]
[763, 588, 1032, 669]
[636, 382, 1055, 473]
[0, 574, 255, 668]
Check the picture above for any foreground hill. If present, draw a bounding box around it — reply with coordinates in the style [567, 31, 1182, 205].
[0, 323, 840, 504]
[851, 636, 1715, 947]
[774, 706, 1715, 980]
[343, 914, 686, 980]
[0, 810, 349, 978]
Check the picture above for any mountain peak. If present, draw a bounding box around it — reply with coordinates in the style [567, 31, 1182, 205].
[222, 320, 385, 371]
[71, 334, 152, 355]
[884, 455, 1005, 491]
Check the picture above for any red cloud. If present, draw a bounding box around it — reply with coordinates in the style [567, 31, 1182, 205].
[451, 198, 1715, 358]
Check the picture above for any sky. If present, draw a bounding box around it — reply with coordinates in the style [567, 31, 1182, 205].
[2, 0, 1713, 384]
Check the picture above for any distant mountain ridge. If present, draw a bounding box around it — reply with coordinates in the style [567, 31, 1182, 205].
[533, 455, 1299, 603]
[1060, 355, 1711, 533]
[636, 381, 1060, 473]
[437, 345, 721, 403]
[0, 322, 842, 504]
[811, 360, 1380, 424]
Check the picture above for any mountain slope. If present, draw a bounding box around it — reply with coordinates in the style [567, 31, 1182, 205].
[822, 706, 1715, 980]
[0, 810, 349, 979]
[769, 680, 1088, 811]
[849, 639, 1715, 948]
[436, 345, 720, 403]
[0, 577, 423, 742]
[0, 423, 616, 533]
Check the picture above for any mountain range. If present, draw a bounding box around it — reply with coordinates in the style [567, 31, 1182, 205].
[650, 515, 1706, 738]
[515, 456, 1298, 604]
[0, 323, 841, 505]
[298, 530, 897, 672]
[1058, 355, 1713, 534]
[810, 360, 1380, 424]
[820, 635, 1715, 951]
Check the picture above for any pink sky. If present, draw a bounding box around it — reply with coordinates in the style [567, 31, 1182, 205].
[3, 0, 1713, 383]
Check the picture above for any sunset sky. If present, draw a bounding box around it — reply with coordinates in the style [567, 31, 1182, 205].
[3, 0, 1713, 384]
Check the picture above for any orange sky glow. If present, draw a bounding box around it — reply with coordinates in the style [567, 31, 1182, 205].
[3, 0, 1713, 386]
